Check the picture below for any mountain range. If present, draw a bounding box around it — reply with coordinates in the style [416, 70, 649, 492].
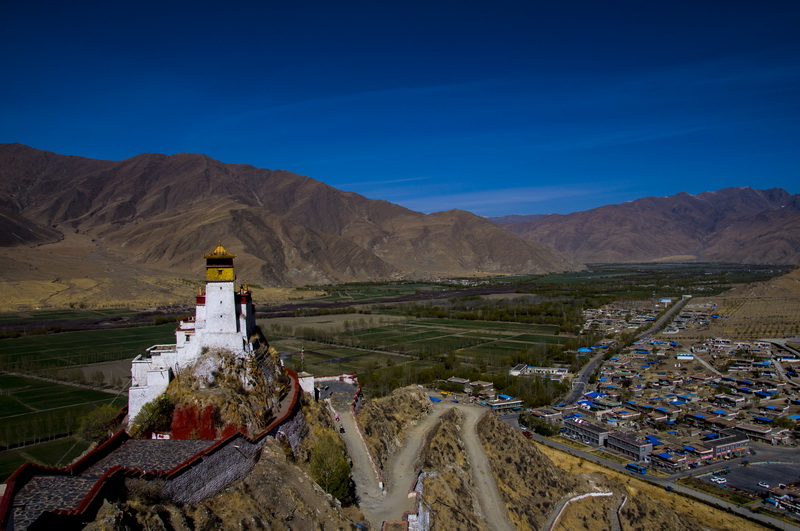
[1, 143, 798, 311]
[0, 144, 577, 294]
[491, 187, 800, 264]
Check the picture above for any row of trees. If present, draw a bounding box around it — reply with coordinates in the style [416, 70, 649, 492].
[397, 298, 585, 333]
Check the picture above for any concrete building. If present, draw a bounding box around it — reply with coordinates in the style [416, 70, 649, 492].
[706, 429, 750, 459]
[606, 432, 653, 462]
[129, 243, 259, 425]
[563, 418, 610, 447]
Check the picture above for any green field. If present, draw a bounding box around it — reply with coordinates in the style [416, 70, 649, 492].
[0, 375, 125, 450]
[313, 282, 457, 302]
[274, 317, 572, 361]
[0, 323, 176, 372]
[0, 308, 138, 326]
[273, 341, 412, 376]
[0, 437, 91, 481]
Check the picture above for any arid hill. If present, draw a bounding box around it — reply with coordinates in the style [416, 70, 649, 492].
[492, 187, 800, 264]
[0, 143, 579, 309]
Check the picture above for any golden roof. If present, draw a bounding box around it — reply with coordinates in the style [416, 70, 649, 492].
[203, 241, 237, 259]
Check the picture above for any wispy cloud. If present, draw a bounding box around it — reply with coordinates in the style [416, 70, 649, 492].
[387, 184, 624, 216]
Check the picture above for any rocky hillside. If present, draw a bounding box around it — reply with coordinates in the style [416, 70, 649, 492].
[0, 143, 579, 297]
[492, 187, 800, 264]
[86, 435, 363, 530]
[723, 265, 800, 299]
[476, 413, 581, 528]
[357, 385, 433, 469]
[417, 408, 485, 530]
[478, 415, 751, 531]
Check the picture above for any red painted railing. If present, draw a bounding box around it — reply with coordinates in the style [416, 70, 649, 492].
[0, 370, 301, 530]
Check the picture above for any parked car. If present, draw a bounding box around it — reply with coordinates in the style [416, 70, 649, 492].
[758, 482, 770, 488]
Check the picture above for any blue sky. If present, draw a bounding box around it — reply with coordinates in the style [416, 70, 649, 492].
[2, 1, 799, 216]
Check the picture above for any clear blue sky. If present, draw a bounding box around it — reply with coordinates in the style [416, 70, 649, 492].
[2, 1, 799, 216]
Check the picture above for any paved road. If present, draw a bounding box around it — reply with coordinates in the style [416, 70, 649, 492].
[523, 431, 800, 530]
[563, 351, 605, 405]
[639, 297, 690, 340]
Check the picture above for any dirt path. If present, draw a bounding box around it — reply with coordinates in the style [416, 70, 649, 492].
[331, 398, 513, 529]
[457, 403, 515, 531]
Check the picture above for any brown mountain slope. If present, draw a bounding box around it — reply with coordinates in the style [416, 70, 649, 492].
[0, 144, 579, 307]
[494, 188, 800, 264]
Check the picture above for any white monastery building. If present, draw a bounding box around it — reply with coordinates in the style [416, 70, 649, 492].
[128, 243, 257, 424]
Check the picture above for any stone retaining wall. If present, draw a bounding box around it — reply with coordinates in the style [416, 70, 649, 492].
[162, 435, 263, 504]
[0, 369, 303, 530]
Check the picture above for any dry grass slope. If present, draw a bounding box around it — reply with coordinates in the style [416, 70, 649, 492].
[357, 385, 433, 469]
[535, 442, 767, 531]
[477, 413, 583, 529]
[418, 408, 485, 531]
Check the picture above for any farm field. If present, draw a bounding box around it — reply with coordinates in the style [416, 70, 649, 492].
[0, 308, 138, 326]
[0, 323, 176, 373]
[313, 282, 458, 302]
[0, 437, 90, 481]
[268, 317, 572, 365]
[711, 297, 800, 339]
[271, 340, 413, 376]
[0, 374, 125, 450]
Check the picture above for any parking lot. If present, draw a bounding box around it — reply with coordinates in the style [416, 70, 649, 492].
[702, 463, 800, 495]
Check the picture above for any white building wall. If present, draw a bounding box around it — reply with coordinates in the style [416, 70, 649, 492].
[195, 303, 206, 329]
[204, 281, 238, 334]
[129, 268, 258, 426]
[129, 368, 170, 423]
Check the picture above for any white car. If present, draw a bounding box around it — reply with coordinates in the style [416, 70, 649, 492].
[711, 477, 727, 484]
[758, 482, 770, 488]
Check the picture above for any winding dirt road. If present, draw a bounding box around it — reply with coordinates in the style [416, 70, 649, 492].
[331, 398, 513, 530]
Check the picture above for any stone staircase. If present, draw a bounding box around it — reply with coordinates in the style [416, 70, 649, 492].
[10, 439, 214, 529]
[1, 369, 304, 530]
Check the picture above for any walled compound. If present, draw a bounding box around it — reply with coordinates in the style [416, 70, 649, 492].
[0, 244, 307, 530]
[129, 242, 261, 424]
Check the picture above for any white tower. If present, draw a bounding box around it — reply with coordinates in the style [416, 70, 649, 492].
[128, 242, 258, 426]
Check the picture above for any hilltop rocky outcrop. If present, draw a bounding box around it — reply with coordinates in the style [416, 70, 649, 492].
[357, 385, 433, 469]
[86, 435, 363, 530]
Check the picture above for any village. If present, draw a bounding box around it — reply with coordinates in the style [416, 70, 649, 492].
[433, 298, 800, 517]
